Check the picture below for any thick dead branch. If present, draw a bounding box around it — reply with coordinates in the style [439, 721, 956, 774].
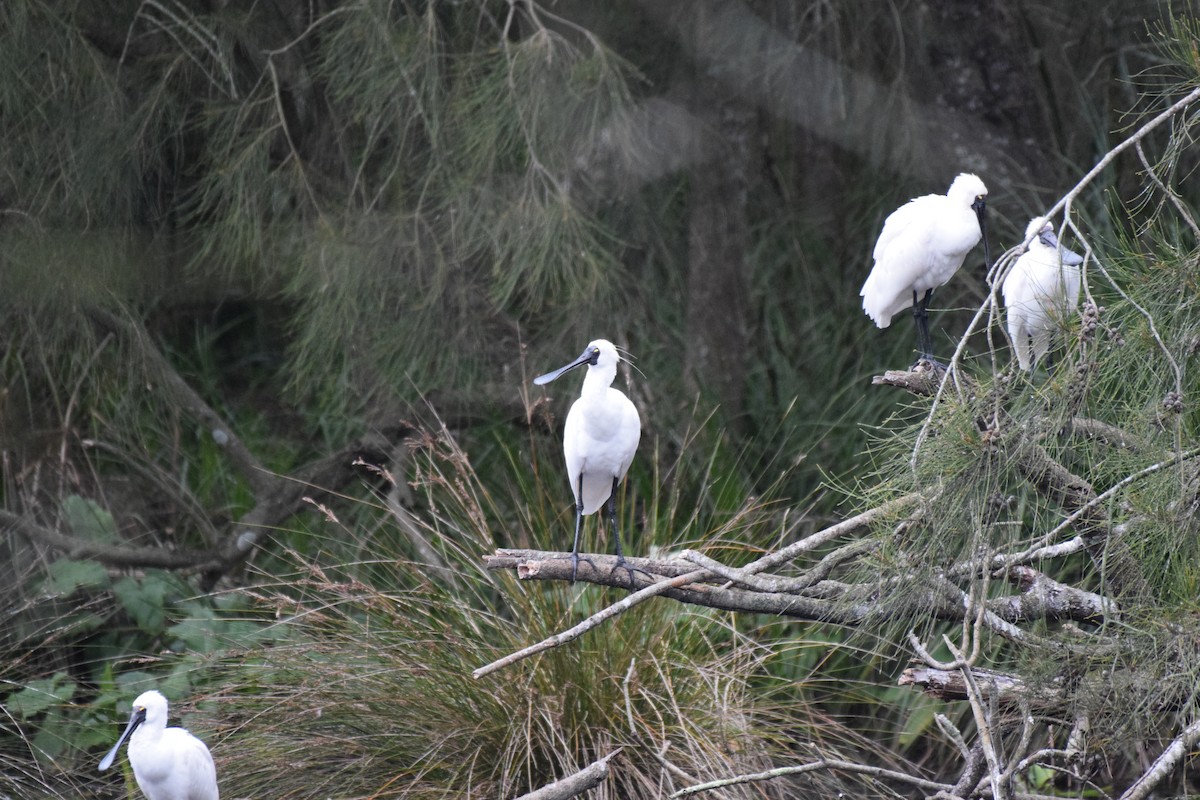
[485, 549, 869, 622]
[484, 549, 1115, 630]
[204, 427, 408, 588]
[1065, 417, 1146, 452]
[515, 750, 620, 800]
[994, 566, 1117, 624]
[898, 666, 1065, 714]
[83, 305, 425, 588]
[870, 365, 946, 396]
[1, 508, 218, 570]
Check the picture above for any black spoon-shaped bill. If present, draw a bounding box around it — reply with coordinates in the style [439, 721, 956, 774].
[98, 706, 146, 771]
[533, 347, 595, 386]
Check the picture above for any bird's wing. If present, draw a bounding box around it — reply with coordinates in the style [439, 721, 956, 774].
[862, 232, 935, 326]
[616, 393, 641, 479]
[861, 194, 943, 326]
[871, 193, 938, 263]
[1016, 249, 1074, 306]
[181, 736, 219, 800]
[563, 401, 584, 500]
[1001, 253, 1032, 308]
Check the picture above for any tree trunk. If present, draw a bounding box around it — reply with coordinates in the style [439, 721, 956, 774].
[684, 73, 752, 431]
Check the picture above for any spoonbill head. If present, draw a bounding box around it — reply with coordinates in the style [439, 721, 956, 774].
[1002, 216, 1084, 371]
[99, 690, 219, 800]
[534, 339, 641, 582]
[861, 172, 990, 363]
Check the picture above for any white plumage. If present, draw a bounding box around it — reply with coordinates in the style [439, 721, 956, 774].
[1002, 216, 1084, 370]
[861, 173, 989, 360]
[534, 339, 641, 581]
[99, 690, 218, 800]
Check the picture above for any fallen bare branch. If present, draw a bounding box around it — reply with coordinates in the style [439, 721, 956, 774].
[899, 666, 1065, 713]
[475, 496, 921, 676]
[515, 750, 621, 800]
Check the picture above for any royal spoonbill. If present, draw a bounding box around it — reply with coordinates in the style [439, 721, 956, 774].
[1002, 216, 1084, 370]
[534, 339, 641, 583]
[99, 690, 219, 800]
[861, 173, 990, 364]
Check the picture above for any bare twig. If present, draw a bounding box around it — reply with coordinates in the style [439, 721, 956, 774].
[1000, 446, 1200, 571]
[943, 637, 1005, 800]
[743, 492, 922, 573]
[1118, 718, 1200, 800]
[86, 308, 274, 497]
[669, 756, 951, 797]
[472, 568, 709, 679]
[1135, 140, 1200, 241]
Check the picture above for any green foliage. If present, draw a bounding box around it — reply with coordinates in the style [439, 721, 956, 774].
[41, 558, 111, 596]
[7, 673, 77, 720]
[62, 496, 118, 544]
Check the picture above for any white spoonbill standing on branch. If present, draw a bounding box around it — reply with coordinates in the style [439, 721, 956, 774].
[99, 690, 219, 800]
[1002, 216, 1084, 370]
[534, 339, 641, 583]
[861, 173, 991, 364]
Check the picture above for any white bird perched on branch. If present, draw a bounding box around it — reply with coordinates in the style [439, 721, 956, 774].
[1002, 216, 1084, 370]
[534, 339, 641, 583]
[861, 173, 990, 364]
[99, 690, 218, 800]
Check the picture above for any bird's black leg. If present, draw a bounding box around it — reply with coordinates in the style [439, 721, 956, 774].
[911, 288, 945, 369]
[608, 477, 651, 588]
[570, 474, 589, 583]
[912, 289, 932, 361]
[609, 479, 627, 565]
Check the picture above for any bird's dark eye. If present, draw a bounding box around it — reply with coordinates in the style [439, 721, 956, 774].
[589, 348, 600, 364]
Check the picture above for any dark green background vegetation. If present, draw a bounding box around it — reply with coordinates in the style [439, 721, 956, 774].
[4, 1, 1200, 797]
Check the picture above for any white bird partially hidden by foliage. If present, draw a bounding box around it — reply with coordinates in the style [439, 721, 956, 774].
[1002, 216, 1084, 370]
[99, 690, 219, 800]
[534, 339, 641, 583]
[861, 173, 990, 363]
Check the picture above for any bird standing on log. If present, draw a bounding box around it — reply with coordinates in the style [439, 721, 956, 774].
[861, 173, 990, 365]
[534, 339, 641, 583]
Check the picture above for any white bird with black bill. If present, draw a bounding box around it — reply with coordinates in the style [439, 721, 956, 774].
[1002, 216, 1084, 371]
[99, 689, 219, 800]
[534, 339, 641, 583]
[861, 172, 991, 364]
